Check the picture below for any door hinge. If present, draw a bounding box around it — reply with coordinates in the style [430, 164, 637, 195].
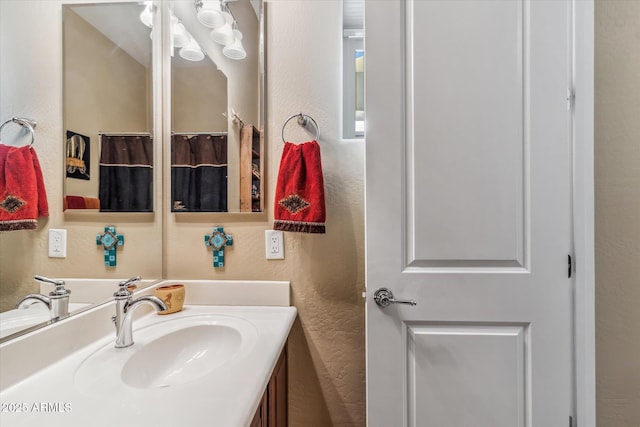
[568, 254, 573, 278]
[567, 88, 575, 111]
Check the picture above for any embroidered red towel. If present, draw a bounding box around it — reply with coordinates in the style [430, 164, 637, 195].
[0, 144, 49, 231]
[274, 140, 326, 233]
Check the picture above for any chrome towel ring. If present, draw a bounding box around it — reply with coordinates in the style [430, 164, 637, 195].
[0, 117, 37, 147]
[281, 113, 320, 143]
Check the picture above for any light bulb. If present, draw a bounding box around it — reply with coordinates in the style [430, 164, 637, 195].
[172, 19, 190, 48]
[210, 22, 234, 45]
[223, 37, 246, 60]
[139, 3, 153, 28]
[197, 1, 225, 28]
[179, 39, 205, 61]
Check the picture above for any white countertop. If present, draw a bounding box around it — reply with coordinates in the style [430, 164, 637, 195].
[0, 280, 295, 427]
[0, 305, 296, 427]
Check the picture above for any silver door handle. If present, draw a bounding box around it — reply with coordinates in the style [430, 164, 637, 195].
[373, 288, 417, 307]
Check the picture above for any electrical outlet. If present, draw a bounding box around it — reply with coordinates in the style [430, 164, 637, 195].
[48, 229, 67, 258]
[265, 230, 284, 259]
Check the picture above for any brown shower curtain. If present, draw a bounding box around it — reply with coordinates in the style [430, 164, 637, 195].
[171, 134, 227, 212]
[99, 134, 153, 212]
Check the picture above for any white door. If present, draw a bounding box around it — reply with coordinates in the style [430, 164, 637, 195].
[365, 1, 574, 426]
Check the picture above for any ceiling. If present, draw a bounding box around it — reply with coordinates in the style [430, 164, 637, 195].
[69, 3, 152, 67]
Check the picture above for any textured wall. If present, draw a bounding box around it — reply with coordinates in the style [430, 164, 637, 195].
[595, 0, 640, 426]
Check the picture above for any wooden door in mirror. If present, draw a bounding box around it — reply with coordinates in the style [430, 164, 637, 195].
[240, 125, 263, 212]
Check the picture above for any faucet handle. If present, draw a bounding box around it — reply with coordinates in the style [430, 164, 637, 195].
[34, 275, 65, 287]
[113, 276, 141, 298]
[34, 275, 70, 297]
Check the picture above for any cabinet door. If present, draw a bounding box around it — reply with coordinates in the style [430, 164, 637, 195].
[251, 347, 287, 427]
[268, 348, 287, 427]
[250, 392, 268, 427]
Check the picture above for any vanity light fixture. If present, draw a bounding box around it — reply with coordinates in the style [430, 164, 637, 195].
[180, 38, 206, 61]
[139, 1, 153, 28]
[141, 3, 204, 62]
[171, 16, 191, 48]
[196, 0, 225, 29]
[222, 28, 246, 60]
[210, 20, 235, 45]
[195, 0, 246, 60]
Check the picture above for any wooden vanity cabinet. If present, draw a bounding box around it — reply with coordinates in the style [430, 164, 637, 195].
[251, 347, 287, 427]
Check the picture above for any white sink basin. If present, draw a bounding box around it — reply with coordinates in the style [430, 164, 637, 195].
[74, 313, 258, 397]
[122, 324, 242, 388]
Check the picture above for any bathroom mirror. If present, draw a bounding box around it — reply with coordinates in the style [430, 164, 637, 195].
[61, 0, 265, 213]
[170, 0, 264, 213]
[62, 2, 155, 212]
[0, 0, 265, 342]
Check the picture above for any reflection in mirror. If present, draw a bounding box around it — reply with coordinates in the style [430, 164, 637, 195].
[171, 49, 229, 212]
[0, 278, 158, 343]
[343, 0, 364, 139]
[62, 2, 154, 212]
[171, 0, 264, 212]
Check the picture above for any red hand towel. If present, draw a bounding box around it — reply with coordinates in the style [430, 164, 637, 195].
[274, 141, 326, 233]
[0, 144, 49, 231]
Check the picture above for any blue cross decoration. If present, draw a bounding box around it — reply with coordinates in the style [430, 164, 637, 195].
[96, 226, 124, 267]
[204, 227, 233, 268]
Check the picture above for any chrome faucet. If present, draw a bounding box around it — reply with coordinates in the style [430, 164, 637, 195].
[16, 275, 71, 320]
[112, 276, 167, 348]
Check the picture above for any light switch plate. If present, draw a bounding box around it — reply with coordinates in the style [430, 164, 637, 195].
[265, 230, 284, 259]
[49, 229, 67, 258]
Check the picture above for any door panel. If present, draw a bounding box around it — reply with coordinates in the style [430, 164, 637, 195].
[366, 1, 573, 426]
[407, 324, 527, 427]
[408, 0, 525, 267]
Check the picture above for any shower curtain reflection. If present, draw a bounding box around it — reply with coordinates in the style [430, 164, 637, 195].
[99, 134, 153, 212]
[171, 134, 228, 212]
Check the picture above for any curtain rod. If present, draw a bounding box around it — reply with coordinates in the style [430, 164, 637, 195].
[98, 131, 151, 136]
[171, 131, 228, 136]
[171, 132, 229, 136]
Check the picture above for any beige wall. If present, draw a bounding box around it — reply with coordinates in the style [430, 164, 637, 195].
[595, 1, 640, 426]
[171, 63, 227, 132]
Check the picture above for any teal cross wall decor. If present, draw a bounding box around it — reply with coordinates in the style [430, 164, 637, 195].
[204, 227, 233, 268]
[96, 226, 124, 267]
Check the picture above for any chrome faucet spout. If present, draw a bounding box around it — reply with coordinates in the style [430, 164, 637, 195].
[16, 276, 71, 320]
[17, 294, 51, 310]
[114, 295, 167, 348]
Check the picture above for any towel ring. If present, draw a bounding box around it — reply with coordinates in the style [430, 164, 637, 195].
[0, 117, 36, 147]
[281, 113, 320, 143]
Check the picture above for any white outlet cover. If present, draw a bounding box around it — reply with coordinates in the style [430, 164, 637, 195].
[48, 229, 67, 258]
[265, 230, 284, 260]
